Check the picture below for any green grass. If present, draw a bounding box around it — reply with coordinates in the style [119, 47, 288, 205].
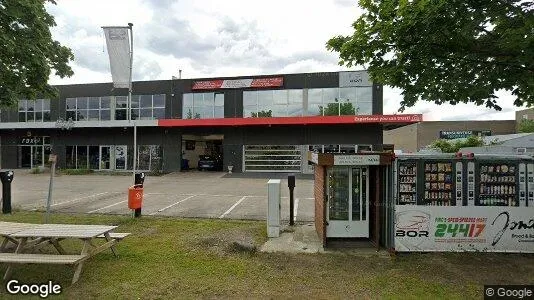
[58, 169, 94, 175]
[1, 212, 533, 299]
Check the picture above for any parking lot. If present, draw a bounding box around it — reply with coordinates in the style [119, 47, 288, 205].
[9, 171, 315, 222]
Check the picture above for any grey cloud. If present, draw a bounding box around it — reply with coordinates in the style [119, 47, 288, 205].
[141, 18, 216, 61]
[134, 59, 163, 80]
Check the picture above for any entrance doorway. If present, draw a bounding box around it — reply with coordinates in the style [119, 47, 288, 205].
[326, 166, 369, 238]
[18, 145, 50, 169]
[181, 134, 223, 171]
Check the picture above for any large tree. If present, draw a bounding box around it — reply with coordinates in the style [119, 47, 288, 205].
[0, 0, 74, 107]
[327, 0, 534, 111]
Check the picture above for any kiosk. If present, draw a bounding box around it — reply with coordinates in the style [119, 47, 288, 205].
[309, 151, 395, 250]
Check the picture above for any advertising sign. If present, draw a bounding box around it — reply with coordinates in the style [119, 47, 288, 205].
[439, 130, 492, 139]
[192, 77, 283, 90]
[339, 71, 372, 87]
[102, 27, 131, 89]
[394, 206, 534, 252]
[334, 155, 380, 166]
[354, 114, 423, 123]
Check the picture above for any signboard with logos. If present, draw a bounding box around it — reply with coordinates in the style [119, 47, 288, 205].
[339, 71, 372, 87]
[394, 205, 534, 253]
[19, 137, 42, 145]
[439, 130, 492, 139]
[354, 114, 423, 123]
[192, 77, 283, 90]
[334, 155, 381, 166]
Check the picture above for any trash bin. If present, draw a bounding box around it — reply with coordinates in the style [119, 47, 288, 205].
[128, 184, 143, 209]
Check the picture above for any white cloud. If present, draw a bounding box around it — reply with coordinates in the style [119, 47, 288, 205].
[45, 0, 521, 121]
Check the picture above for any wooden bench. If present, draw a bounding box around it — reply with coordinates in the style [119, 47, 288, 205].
[96, 233, 131, 240]
[0, 253, 88, 265]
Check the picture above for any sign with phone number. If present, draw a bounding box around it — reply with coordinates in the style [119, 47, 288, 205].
[394, 206, 534, 252]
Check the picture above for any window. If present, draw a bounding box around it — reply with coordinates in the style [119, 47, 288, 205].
[18, 99, 51, 122]
[243, 89, 303, 118]
[523, 114, 529, 120]
[66, 97, 111, 121]
[182, 93, 224, 119]
[130, 94, 166, 120]
[137, 145, 162, 171]
[307, 87, 372, 116]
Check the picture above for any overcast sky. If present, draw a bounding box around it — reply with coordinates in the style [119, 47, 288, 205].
[46, 0, 523, 121]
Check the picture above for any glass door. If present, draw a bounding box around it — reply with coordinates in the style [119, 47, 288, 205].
[327, 166, 369, 238]
[100, 146, 111, 170]
[19, 146, 32, 168]
[32, 146, 43, 168]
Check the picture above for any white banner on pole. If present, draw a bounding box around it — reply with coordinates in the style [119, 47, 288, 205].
[103, 27, 131, 89]
[394, 205, 534, 253]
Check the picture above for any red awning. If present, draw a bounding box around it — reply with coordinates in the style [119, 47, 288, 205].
[158, 114, 422, 127]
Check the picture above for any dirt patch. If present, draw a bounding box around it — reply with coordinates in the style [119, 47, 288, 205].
[193, 227, 259, 255]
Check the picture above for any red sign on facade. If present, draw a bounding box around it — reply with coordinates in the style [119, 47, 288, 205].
[192, 77, 283, 90]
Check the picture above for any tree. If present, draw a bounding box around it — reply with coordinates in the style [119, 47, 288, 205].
[518, 119, 534, 133]
[327, 1, 534, 111]
[0, 0, 74, 107]
[251, 110, 272, 117]
[430, 136, 485, 153]
[318, 98, 358, 116]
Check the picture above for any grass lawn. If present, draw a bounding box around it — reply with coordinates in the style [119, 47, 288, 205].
[1, 212, 533, 299]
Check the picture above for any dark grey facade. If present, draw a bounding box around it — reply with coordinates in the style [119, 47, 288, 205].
[0, 71, 385, 173]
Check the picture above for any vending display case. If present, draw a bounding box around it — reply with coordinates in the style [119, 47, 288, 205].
[397, 161, 417, 205]
[477, 162, 518, 206]
[422, 161, 455, 206]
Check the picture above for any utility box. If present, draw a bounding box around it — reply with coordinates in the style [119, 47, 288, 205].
[267, 179, 281, 238]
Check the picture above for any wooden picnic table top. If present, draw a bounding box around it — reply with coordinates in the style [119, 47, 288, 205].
[9, 224, 118, 239]
[0, 222, 39, 236]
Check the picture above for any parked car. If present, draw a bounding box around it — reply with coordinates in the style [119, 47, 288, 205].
[197, 155, 223, 171]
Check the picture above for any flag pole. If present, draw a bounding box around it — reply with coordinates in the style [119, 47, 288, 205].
[128, 22, 136, 182]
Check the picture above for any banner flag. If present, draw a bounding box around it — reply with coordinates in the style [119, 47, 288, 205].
[103, 26, 131, 89]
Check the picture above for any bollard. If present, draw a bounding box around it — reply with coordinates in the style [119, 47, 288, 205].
[0, 170, 14, 214]
[288, 174, 296, 226]
[134, 172, 145, 217]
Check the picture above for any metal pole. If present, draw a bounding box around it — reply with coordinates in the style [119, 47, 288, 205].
[133, 123, 137, 182]
[127, 22, 135, 182]
[45, 160, 56, 223]
[127, 23, 133, 123]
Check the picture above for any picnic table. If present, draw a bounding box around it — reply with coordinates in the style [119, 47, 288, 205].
[0, 222, 129, 284]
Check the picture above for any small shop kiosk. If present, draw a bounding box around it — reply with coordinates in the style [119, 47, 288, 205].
[310, 152, 534, 253]
[308, 151, 396, 250]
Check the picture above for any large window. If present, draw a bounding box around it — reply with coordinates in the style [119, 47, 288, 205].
[130, 94, 166, 120]
[182, 92, 224, 119]
[243, 89, 303, 118]
[308, 87, 372, 116]
[18, 99, 51, 122]
[67, 95, 165, 121]
[66, 97, 111, 121]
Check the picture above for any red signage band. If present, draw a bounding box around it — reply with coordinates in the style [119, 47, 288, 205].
[158, 114, 423, 127]
[192, 77, 284, 90]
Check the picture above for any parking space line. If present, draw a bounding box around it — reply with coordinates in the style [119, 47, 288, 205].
[294, 198, 299, 222]
[219, 196, 248, 219]
[51, 192, 114, 207]
[87, 200, 127, 214]
[149, 195, 196, 216]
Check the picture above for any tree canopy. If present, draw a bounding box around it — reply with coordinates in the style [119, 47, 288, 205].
[518, 119, 534, 133]
[327, 0, 534, 111]
[0, 0, 74, 107]
[430, 136, 485, 153]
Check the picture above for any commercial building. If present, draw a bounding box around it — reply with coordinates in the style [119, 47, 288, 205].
[383, 120, 517, 153]
[0, 71, 421, 173]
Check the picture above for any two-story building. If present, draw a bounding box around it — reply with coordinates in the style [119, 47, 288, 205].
[0, 70, 421, 173]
